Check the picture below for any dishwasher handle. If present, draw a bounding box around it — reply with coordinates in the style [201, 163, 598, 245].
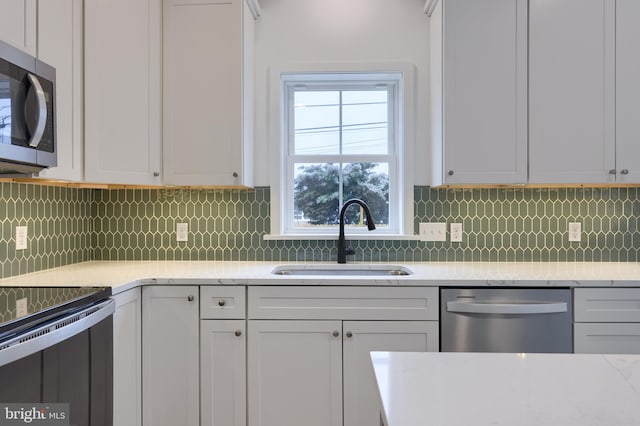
[447, 301, 568, 315]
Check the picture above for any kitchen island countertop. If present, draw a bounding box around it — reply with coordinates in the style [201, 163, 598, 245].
[1, 261, 640, 294]
[372, 351, 640, 426]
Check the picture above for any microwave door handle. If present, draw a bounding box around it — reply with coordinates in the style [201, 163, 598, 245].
[446, 301, 568, 315]
[26, 73, 47, 148]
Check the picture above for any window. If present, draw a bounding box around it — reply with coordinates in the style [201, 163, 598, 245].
[278, 72, 407, 237]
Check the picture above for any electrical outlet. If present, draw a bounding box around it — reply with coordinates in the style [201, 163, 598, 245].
[176, 223, 188, 242]
[15, 226, 27, 250]
[419, 222, 447, 242]
[450, 223, 463, 243]
[568, 222, 581, 242]
[16, 297, 28, 318]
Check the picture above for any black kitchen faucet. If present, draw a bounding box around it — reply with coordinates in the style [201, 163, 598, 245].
[337, 199, 376, 264]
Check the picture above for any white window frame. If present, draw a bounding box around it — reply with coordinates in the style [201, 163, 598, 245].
[266, 63, 416, 240]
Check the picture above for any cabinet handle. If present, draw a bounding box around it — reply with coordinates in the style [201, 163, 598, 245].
[621, 169, 630, 175]
[609, 169, 617, 175]
[448, 170, 454, 176]
[235, 330, 242, 337]
[187, 295, 195, 302]
[218, 300, 226, 307]
[232, 172, 239, 178]
[346, 331, 353, 338]
[332, 331, 340, 338]
[153, 171, 160, 177]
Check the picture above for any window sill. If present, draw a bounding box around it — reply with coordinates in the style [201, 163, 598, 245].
[263, 234, 421, 241]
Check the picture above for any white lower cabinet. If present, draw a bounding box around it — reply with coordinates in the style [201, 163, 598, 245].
[142, 286, 199, 426]
[248, 320, 344, 426]
[342, 321, 438, 426]
[574, 323, 640, 354]
[574, 288, 640, 354]
[137, 285, 438, 426]
[201, 320, 247, 426]
[247, 286, 439, 426]
[113, 288, 142, 426]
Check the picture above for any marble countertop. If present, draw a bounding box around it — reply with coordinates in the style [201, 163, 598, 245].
[0, 261, 640, 294]
[371, 351, 640, 426]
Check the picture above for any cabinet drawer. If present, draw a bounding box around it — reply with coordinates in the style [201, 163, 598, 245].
[200, 286, 246, 319]
[248, 286, 438, 320]
[574, 288, 640, 322]
[574, 323, 640, 354]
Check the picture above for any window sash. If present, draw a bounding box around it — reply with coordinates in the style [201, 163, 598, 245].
[282, 75, 401, 235]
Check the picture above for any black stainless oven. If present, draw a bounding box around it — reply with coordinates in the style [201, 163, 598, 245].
[0, 39, 56, 174]
[0, 287, 114, 426]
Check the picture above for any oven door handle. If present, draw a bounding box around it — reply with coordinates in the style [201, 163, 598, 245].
[0, 298, 115, 367]
[447, 301, 568, 315]
[26, 73, 48, 148]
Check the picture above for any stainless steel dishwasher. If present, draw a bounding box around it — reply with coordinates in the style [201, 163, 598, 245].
[440, 288, 572, 353]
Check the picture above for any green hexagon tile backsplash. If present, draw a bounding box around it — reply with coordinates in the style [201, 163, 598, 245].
[1, 182, 640, 280]
[0, 182, 93, 279]
[93, 185, 640, 263]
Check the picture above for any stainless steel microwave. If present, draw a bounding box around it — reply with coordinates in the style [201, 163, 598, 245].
[0, 39, 56, 174]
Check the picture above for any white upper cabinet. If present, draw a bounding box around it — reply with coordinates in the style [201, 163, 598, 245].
[529, 0, 616, 184]
[429, 0, 527, 186]
[615, 0, 640, 183]
[0, 0, 36, 56]
[36, 0, 84, 181]
[163, 0, 256, 187]
[84, 0, 162, 185]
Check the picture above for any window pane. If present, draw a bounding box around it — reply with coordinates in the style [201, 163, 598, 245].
[293, 162, 390, 228]
[343, 162, 389, 227]
[293, 163, 340, 226]
[294, 91, 340, 155]
[342, 91, 388, 155]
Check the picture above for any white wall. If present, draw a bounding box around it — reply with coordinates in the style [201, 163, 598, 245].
[253, 0, 431, 186]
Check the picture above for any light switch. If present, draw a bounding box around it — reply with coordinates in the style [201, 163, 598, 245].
[419, 223, 447, 242]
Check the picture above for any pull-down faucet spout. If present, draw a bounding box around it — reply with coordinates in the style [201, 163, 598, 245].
[337, 199, 376, 264]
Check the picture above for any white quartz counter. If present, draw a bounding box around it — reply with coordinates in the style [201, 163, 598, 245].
[372, 351, 640, 426]
[1, 261, 640, 294]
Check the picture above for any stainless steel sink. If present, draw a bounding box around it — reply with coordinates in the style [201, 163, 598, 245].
[271, 265, 413, 276]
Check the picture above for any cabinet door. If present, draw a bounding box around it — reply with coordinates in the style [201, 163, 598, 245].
[342, 321, 439, 426]
[84, 0, 162, 184]
[142, 286, 199, 426]
[113, 288, 142, 426]
[615, 0, 640, 183]
[201, 320, 246, 426]
[36, 0, 83, 181]
[529, 0, 615, 183]
[247, 320, 342, 426]
[575, 323, 640, 354]
[440, 0, 527, 185]
[163, 0, 252, 186]
[0, 0, 36, 55]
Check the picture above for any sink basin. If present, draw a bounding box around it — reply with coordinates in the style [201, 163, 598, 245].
[271, 265, 413, 276]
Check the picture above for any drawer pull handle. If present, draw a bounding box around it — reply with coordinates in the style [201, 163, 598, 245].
[346, 331, 353, 338]
[235, 330, 242, 337]
[187, 295, 195, 302]
[218, 300, 226, 307]
[332, 331, 340, 338]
